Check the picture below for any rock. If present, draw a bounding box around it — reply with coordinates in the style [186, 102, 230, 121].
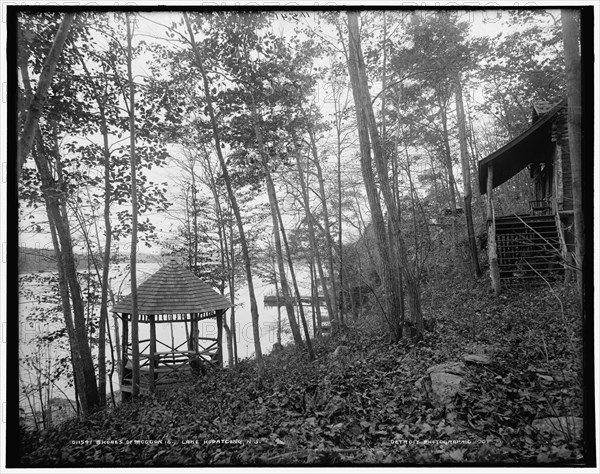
[532, 416, 583, 440]
[417, 361, 467, 406]
[429, 372, 464, 405]
[414, 375, 428, 391]
[463, 354, 492, 365]
[537, 374, 554, 383]
[427, 361, 466, 376]
[332, 345, 350, 358]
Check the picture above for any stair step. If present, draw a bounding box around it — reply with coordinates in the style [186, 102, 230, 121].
[496, 226, 558, 232]
[496, 227, 557, 231]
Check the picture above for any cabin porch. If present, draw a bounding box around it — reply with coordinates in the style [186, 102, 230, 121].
[492, 211, 565, 285]
[478, 100, 573, 293]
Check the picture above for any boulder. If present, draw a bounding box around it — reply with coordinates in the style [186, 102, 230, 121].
[417, 362, 467, 406]
[427, 361, 466, 376]
[532, 416, 583, 440]
[463, 354, 492, 365]
[429, 372, 465, 405]
[414, 375, 428, 391]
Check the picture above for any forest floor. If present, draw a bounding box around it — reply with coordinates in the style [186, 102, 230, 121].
[19, 277, 587, 466]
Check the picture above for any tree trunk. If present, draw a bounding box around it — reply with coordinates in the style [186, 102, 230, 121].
[216, 236, 232, 361]
[308, 131, 340, 332]
[45, 186, 88, 415]
[183, 12, 264, 382]
[96, 93, 111, 408]
[439, 96, 461, 269]
[347, 14, 400, 341]
[308, 258, 318, 338]
[76, 48, 112, 408]
[17, 13, 74, 179]
[201, 149, 237, 367]
[486, 165, 501, 296]
[55, 136, 101, 408]
[561, 9, 584, 300]
[191, 168, 199, 275]
[211, 164, 234, 368]
[439, 100, 459, 213]
[126, 14, 140, 399]
[295, 152, 331, 333]
[348, 12, 422, 339]
[32, 142, 99, 413]
[216, 311, 224, 367]
[22, 53, 98, 413]
[272, 253, 283, 345]
[229, 222, 239, 365]
[73, 44, 114, 404]
[275, 189, 315, 359]
[250, 106, 302, 347]
[330, 60, 351, 329]
[455, 72, 482, 278]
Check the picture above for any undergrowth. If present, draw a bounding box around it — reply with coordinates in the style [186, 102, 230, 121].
[19, 278, 585, 466]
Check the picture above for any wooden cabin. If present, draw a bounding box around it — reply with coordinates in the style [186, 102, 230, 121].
[111, 259, 232, 398]
[478, 99, 574, 291]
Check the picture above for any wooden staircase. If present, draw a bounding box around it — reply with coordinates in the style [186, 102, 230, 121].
[494, 214, 563, 285]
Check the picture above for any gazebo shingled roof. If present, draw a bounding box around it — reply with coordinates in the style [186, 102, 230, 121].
[111, 259, 232, 320]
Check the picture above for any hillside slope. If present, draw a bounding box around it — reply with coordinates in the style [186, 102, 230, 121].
[19, 279, 585, 466]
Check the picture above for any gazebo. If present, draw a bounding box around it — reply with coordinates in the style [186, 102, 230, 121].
[111, 259, 232, 397]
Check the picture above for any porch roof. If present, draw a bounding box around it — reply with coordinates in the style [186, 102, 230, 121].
[478, 101, 564, 195]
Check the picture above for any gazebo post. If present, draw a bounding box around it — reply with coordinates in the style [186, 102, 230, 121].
[216, 310, 224, 367]
[149, 314, 157, 393]
[190, 314, 199, 353]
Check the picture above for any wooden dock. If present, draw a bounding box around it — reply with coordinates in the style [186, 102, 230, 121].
[263, 294, 327, 308]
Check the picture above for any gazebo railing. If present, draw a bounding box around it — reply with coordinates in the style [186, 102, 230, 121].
[122, 338, 220, 391]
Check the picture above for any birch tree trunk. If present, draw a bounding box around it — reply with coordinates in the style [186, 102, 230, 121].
[126, 14, 140, 399]
[249, 100, 303, 347]
[21, 51, 98, 413]
[183, 12, 264, 381]
[31, 142, 99, 413]
[17, 13, 74, 179]
[455, 73, 482, 278]
[347, 12, 422, 339]
[74, 46, 112, 407]
[275, 194, 315, 359]
[295, 152, 331, 334]
[308, 131, 340, 332]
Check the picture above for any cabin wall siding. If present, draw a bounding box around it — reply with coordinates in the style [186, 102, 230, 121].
[553, 110, 573, 211]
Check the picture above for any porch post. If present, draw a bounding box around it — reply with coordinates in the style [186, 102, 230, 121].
[149, 314, 156, 393]
[216, 310, 224, 367]
[487, 165, 501, 296]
